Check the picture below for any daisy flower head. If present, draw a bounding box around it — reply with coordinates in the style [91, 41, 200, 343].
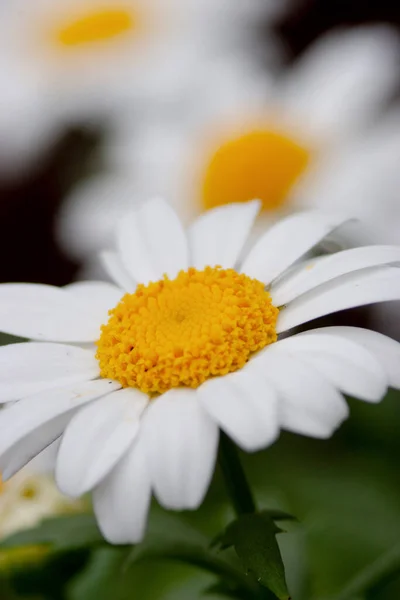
[57, 25, 400, 261]
[1, 199, 400, 544]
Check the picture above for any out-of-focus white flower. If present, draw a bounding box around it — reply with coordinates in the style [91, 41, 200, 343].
[0, 0, 282, 178]
[56, 26, 400, 263]
[2, 198, 400, 544]
[0, 444, 84, 540]
[300, 107, 400, 247]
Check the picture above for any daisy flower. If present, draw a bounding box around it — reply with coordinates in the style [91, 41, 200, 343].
[56, 25, 400, 262]
[2, 198, 400, 544]
[0, 0, 278, 178]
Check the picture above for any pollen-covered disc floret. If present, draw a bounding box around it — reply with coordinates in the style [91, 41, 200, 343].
[96, 267, 279, 394]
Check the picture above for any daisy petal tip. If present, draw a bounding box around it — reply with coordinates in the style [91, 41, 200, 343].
[238, 435, 278, 454]
[52, 475, 79, 500]
[98, 521, 146, 546]
[325, 405, 350, 437]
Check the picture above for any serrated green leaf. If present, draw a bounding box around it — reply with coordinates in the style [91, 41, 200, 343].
[0, 514, 105, 552]
[214, 513, 290, 600]
[259, 510, 296, 523]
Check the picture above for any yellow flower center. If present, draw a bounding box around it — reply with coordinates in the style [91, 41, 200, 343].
[96, 267, 279, 394]
[54, 6, 136, 47]
[201, 129, 311, 213]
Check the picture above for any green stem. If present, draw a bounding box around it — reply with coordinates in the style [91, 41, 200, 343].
[330, 542, 400, 600]
[218, 432, 257, 516]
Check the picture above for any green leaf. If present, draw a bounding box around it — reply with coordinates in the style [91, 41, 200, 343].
[69, 545, 218, 600]
[259, 510, 296, 523]
[0, 514, 105, 552]
[68, 547, 128, 600]
[214, 513, 291, 600]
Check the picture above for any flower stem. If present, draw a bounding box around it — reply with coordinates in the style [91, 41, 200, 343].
[218, 432, 257, 516]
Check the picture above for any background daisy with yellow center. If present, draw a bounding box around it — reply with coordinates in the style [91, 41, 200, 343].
[1, 198, 400, 544]
[0, 0, 277, 178]
[57, 25, 400, 267]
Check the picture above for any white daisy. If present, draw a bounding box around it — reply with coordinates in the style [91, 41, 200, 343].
[0, 0, 279, 178]
[1, 198, 400, 544]
[56, 25, 400, 262]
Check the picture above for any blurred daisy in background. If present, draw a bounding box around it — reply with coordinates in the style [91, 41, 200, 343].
[56, 52, 274, 266]
[2, 199, 400, 543]
[0, 444, 84, 540]
[0, 0, 283, 179]
[56, 25, 400, 273]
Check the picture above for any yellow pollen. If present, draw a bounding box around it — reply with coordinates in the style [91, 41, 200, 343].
[201, 129, 310, 213]
[55, 7, 135, 47]
[96, 267, 279, 394]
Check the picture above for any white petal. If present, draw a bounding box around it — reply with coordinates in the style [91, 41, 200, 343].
[93, 436, 151, 545]
[276, 331, 387, 402]
[295, 112, 400, 246]
[0, 419, 66, 481]
[277, 266, 400, 333]
[64, 281, 123, 327]
[198, 368, 279, 452]
[0, 379, 120, 478]
[0, 343, 99, 403]
[55, 173, 138, 261]
[27, 439, 61, 474]
[241, 212, 351, 285]
[56, 388, 148, 497]
[280, 26, 400, 140]
[271, 246, 400, 306]
[141, 389, 219, 510]
[99, 251, 136, 292]
[117, 198, 189, 285]
[254, 347, 349, 438]
[311, 326, 400, 390]
[0, 283, 101, 342]
[189, 200, 261, 269]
